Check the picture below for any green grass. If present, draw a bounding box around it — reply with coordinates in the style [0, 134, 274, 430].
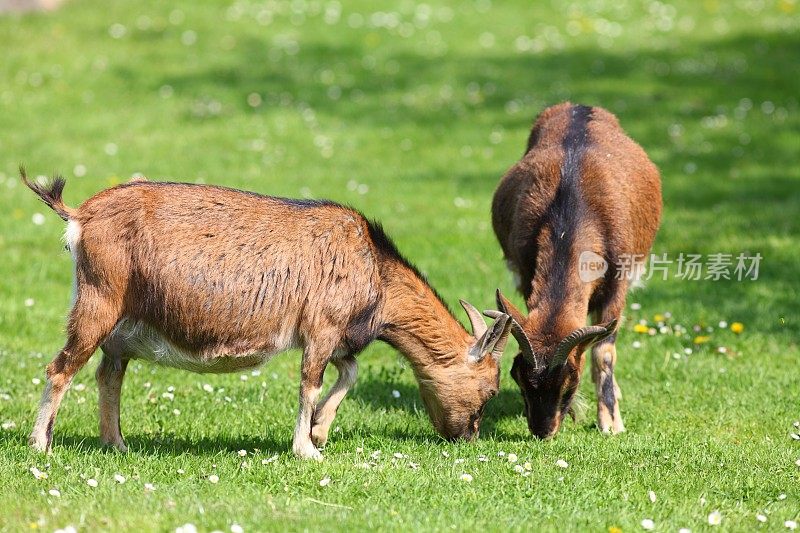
[1, 0, 799, 531]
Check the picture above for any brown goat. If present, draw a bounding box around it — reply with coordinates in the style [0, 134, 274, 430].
[23, 172, 512, 459]
[490, 103, 662, 438]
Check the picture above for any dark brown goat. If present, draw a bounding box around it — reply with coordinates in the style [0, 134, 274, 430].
[23, 172, 512, 459]
[490, 103, 662, 438]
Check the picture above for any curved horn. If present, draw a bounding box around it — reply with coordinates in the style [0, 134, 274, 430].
[550, 318, 618, 369]
[484, 309, 539, 370]
[459, 299, 487, 339]
[495, 289, 526, 327]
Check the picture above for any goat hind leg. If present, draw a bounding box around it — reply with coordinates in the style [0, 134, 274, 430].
[30, 295, 120, 453]
[97, 336, 130, 451]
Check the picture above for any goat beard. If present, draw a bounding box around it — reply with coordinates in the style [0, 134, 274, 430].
[567, 389, 589, 423]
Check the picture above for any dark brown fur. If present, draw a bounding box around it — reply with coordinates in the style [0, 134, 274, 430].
[25, 178, 512, 459]
[491, 103, 662, 438]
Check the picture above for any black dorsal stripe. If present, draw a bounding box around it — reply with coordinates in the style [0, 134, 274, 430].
[543, 105, 593, 328]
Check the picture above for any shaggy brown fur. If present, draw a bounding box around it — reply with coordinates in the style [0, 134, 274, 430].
[23, 172, 512, 459]
[491, 103, 662, 438]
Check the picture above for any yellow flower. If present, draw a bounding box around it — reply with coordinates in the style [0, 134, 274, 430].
[730, 322, 744, 334]
[654, 314, 665, 322]
[633, 324, 649, 334]
[779, 0, 796, 14]
[609, 527, 622, 533]
[693, 335, 711, 344]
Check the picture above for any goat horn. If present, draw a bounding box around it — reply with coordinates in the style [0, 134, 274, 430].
[459, 299, 487, 339]
[494, 289, 527, 327]
[550, 318, 619, 369]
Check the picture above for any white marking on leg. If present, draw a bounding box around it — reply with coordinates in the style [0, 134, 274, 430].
[30, 378, 71, 453]
[293, 385, 322, 461]
[592, 343, 618, 434]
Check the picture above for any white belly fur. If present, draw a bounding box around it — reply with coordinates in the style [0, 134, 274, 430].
[111, 319, 289, 374]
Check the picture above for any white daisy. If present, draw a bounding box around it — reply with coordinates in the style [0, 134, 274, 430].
[31, 466, 47, 479]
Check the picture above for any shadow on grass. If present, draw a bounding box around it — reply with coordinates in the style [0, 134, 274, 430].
[0, 427, 292, 456]
[0, 375, 597, 455]
[349, 373, 611, 440]
[349, 375, 530, 439]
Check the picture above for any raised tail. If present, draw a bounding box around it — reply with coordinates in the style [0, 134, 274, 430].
[20, 166, 75, 221]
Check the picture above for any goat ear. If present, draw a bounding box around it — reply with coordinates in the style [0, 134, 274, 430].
[459, 299, 487, 339]
[495, 289, 527, 327]
[469, 313, 511, 362]
[550, 318, 619, 369]
[484, 309, 539, 369]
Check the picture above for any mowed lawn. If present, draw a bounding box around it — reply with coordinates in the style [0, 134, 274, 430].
[1, 0, 799, 531]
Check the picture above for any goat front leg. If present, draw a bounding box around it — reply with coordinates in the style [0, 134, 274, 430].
[591, 339, 625, 434]
[292, 342, 331, 461]
[311, 355, 358, 448]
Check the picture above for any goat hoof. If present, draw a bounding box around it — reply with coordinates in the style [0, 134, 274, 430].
[310, 426, 329, 448]
[293, 442, 323, 461]
[29, 433, 50, 454]
[101, 438, 128, 452]
[598, 420, 625, 435]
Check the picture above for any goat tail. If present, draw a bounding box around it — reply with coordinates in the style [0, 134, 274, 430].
[20, 165, 75, 221]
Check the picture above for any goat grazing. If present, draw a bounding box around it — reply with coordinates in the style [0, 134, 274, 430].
[490, 103, 662, 438]
[23, 172, 512, 460]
